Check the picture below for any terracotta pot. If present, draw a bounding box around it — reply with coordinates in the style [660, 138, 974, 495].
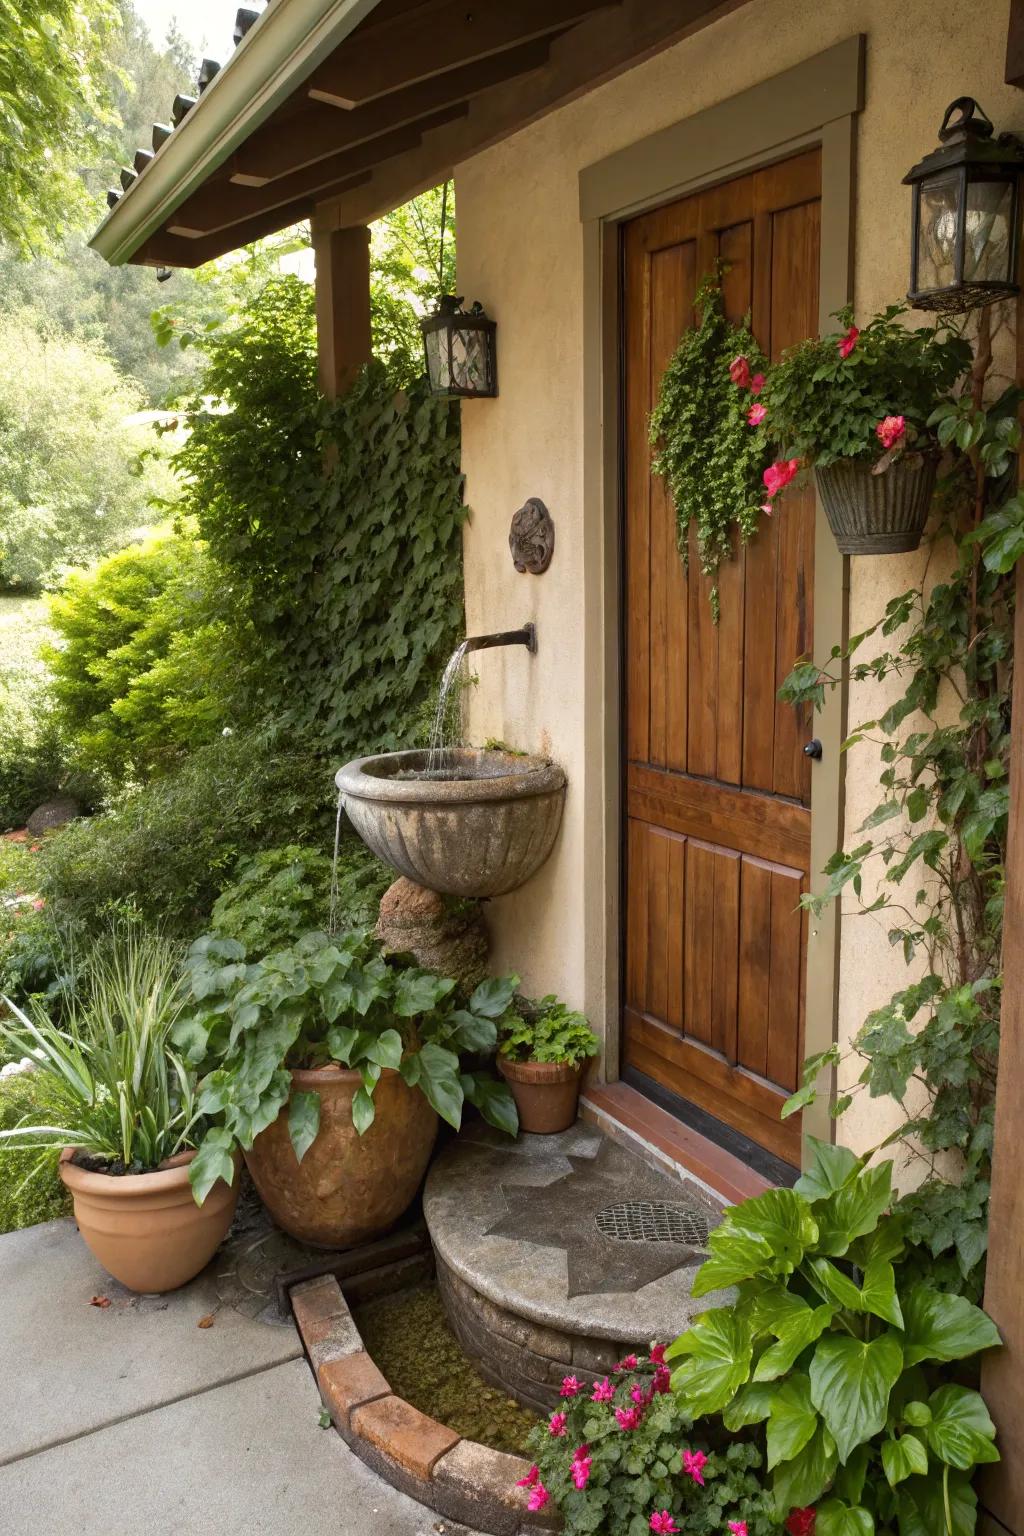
[244, 1065, 438, 1248]
[58, 1147, 239, 1294]
[497, 1055, 582, 1134]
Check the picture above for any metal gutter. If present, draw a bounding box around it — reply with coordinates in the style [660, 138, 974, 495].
[90, 0, 383, 265]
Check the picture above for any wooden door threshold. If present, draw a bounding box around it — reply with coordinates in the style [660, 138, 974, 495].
[581, 1079, 777, 1207]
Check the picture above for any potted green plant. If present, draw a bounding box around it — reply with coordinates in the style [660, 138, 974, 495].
[0, 930, 238, 1294]
[176, 927, 519, 1247]
[496, 995, 599, 1134]
[755, 306, 970, 554]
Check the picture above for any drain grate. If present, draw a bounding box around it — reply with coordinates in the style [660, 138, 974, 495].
[595, 1200, 711, 1249]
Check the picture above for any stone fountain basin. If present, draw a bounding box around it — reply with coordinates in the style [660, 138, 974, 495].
[335, 748, 566, 899]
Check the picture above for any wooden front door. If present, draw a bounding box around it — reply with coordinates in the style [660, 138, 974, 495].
[621, 149, 821, 1167]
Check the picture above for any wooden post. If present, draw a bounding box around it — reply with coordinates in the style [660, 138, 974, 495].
[311, 221, 372, 399]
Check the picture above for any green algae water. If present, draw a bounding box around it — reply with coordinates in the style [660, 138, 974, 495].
[353, 1284, 539, 1455]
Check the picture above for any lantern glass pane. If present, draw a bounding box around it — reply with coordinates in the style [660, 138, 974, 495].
[424, 327, 450, 392]
[964, 177, 1014, 284]
[916, 170, 962, 293]
[451, 325, 489, 393]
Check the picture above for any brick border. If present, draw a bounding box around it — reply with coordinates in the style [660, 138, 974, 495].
[291, 1274, 560, 1535]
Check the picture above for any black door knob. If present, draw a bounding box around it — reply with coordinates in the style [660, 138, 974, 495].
[803, 739, 823, 760]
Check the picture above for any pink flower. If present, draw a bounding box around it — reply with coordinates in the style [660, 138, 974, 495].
[648, 1344, 666, 1365]
[571, 1448, 592, 1489]
[838, 325, 860, 359]
[762, 458, 800, 499]
[615, 1405, 643, 1431]
[515, 1465, 540, 1489]
[527, 1484, 550, 1513]
[750, 372, 766, 395]
[729, 356, 752, 388]
[875, 414, 906, 450]
[548, 1412, 567, 1437]
[681, 1449, 707, 1486]
[652, 1365, 671, 1395]
[31, 898, 45, 911]
[591, 1377, 615, 1402]
[729, 1524, 749, 1536]
[560, 1375, 582, 1398]
[786, 1511, 817, 1536]
[650, 1514, 679, 1534]
[747, 403, 767, 426]
[760, 500, 774, 516]
[631, 1385, 648, 1404]
[613, 1354, 639, 1373]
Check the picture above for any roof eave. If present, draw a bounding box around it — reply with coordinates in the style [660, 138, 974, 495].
[90, 0, 383, 266]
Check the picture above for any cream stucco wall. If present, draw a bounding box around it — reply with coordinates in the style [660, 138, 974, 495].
[451, 0, 1022, 1158]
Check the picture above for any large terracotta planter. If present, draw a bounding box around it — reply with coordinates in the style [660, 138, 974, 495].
[497, 1056, 582, 1134]
[58, 1148, 239, 1294]
[244, 1065, 438, 1248]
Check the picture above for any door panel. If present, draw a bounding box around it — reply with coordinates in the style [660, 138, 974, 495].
[622, 149, 821, 1166]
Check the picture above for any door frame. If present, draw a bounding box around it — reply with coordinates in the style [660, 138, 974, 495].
[578, 35, 863, 1160]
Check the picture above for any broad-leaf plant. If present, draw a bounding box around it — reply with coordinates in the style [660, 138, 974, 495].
[173, 928, 519, 1202]
[666, 1140, 1000, 1535]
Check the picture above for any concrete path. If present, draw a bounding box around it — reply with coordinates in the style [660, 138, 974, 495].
[0, 1218, 474, 1535]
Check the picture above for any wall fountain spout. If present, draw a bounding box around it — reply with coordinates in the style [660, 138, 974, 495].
[463, 622, 536, 655]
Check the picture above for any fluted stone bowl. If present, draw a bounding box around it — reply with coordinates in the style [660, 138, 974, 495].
[335, 748, 566, 899]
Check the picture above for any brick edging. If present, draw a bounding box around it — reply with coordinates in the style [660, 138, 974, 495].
[291, 1274, 560, 1536]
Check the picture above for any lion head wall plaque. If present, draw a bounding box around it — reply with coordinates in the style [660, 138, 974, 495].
[508, 497, 555, 575]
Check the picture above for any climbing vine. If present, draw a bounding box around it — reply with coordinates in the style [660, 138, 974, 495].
[780, 311, 1021, 1297]
[649, 273, 770, 620]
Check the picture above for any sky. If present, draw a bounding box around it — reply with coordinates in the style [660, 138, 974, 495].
[135, 0, 238, 69]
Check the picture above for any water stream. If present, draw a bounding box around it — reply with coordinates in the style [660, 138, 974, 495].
[426, 639, 469, 777]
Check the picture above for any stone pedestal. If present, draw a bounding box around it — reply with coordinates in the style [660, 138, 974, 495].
[376, 877, 489, 990]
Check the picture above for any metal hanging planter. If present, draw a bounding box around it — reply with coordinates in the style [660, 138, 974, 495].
[814, 453, 939, 556]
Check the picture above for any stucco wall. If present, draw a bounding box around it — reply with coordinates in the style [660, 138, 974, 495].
[452, 0, 1021, 1156]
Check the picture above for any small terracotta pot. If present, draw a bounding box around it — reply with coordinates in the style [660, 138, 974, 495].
[497, 1055, 583, 1134]
[58, 1148, 239, 1294]
[243, 1065, 438, 1248]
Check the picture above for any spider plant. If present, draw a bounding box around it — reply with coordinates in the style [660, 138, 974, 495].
[0, 927, 201, 1172]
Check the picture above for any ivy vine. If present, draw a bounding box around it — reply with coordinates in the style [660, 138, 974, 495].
[649, 273, 770, 620]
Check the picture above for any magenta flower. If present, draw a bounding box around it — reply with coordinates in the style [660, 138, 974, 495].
[560, 1375, 582, 1398]
[747, 402, 767, 427]
[548, 1412, 567, 1437]
[729, 1522, 749, 1536]
[763, 458, 800, 499]
[750, 372, 766, 394]
[515, 1465, 540, 1489]
[571, 1448, 592, 1490]
[650, 1513, 679, 1534]
[615, 1405, 643, 1431]
[681, 1449, 707, 1486]
[652, 1365, 671, 1395]
[630, 1385, 648, 1405]
[613, 1354, 639, 1373]
[875, 414, 906, 449]
[729, 356, 752, 388]
[648, 1344, 666, 1365]
[838, 324, 860, 359]
[527, 1484, 550, 1513]
[592, 1377, 615, 1402]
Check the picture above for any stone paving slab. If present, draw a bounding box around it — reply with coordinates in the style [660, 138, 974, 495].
[0, 1218, 302, 1465]
[0, 1357, 473, 1536]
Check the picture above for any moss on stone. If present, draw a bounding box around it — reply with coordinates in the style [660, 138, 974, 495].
[353, 1284, 539, 1455]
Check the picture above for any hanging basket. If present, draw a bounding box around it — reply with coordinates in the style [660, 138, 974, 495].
[814, 453, 938, 555]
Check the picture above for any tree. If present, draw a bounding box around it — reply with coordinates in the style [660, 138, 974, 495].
[371, 181, 456, 381]
[0, 0, 120, 252]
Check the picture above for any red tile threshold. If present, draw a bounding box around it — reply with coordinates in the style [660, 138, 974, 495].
[581, 1080, 773, 1206]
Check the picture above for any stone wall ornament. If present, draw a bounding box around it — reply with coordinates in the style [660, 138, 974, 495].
[508, 497, 555, 574]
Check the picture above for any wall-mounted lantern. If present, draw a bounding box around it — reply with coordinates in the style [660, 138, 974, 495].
[903, 97, 1024, 314]
[420, 296, 498, 398]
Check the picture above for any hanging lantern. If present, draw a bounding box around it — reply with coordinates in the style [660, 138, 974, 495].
[420, 296, 497, 398]
[903, 98, 1024, 314]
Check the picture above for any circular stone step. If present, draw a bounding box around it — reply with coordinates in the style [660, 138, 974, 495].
[423, 1124, 730, 1412]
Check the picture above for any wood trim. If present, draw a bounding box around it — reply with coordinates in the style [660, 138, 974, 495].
[1008, 0, 1024, 90]
[627, 763, 811, 867]
[312, 222, 373, 398]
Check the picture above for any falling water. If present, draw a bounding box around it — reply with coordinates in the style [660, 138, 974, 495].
[426, 639, 469, 777]
[329, 786, 345, 934]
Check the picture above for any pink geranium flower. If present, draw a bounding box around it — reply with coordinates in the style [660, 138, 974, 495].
[571, 1447, 592, 1490]
[527, 1484, 550, 1513]
[650, 1513, 679, 1534]
[652, 1365, 671, 1395]
[729, 356, 752, 388]
[750, 372, 765, 394]
[591, 1377, 615, 1402]
[785, 1510, 816, 1536]
[875, 414, 906, 450]
[747, 403, 767, 426]
[613, 1354, 639, 1373]
[763, 458, 800, 499]
[681, 1449, 707, 1486]
[648, 1344, 666, 1365]
[548, 1412, 567, 1437]
[838, 324, 860, 359]
[729, 1523, 749, 1536]
[515, 1465, 540, 1488]
[560, 1375, 582, 1398]
[615, 1405, 644, 1431]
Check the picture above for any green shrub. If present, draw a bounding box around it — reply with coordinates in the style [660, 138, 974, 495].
[0, 1070, 70, 1233]
[209, 838, 391, 958]
[38, 730, 330, 937]
[45, 526, 247, 787]
[0, 674, 67, 831]
[498, 996, 600, 1068]
[0, 842, 66, 1007]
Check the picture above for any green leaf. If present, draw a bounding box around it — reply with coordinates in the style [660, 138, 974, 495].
[859, 1257, 904, 1329]
[900, 1285, 1001, 1367]
[189, 1128, 237, 1206]
[460, 1073, 518, 1136]
[691, 1228, 775, 1294]
[816, 1499, 874, 1536]
[392, 969, 455, 1018]
[446, 1009, 498, 1053]
[881, 1433, 929, 1488]
[753, 1304, 835, 1381]
[767, 1373, 819, 1469]
[365, 1028, 403, 1071]
[903, 1401, 931, 1427]
[716, 1187, 819, 1276]
[834, 1444, 870, 1507]
[351, 1083, 376, 1135]
[772, 1424, 838, 1517]
[722, 1380, 776, 1431]
[325, 1023, 357, 1065]
[809, 1332, 904, 1461]
[412, 1041, 464, 1130]
[924, 1385, 999, 1470]
[814, 1162, 893, 1256]
[467, 974, 520, 1018]
[897, 1471, 976, 1536]
[794, 1137, 861, 1201]
[667, 1307, 753, 1417]
[287, 1090, 320, 1163]
[807, 1257, 863, 1312]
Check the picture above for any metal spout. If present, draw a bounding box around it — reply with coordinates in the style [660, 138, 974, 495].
[463, 623, 536, 655]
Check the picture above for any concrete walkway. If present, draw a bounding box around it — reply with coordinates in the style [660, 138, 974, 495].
[0, 1218, 474, 1535]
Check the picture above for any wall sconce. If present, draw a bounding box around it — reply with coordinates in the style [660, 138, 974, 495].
[421, 296, 497, 398]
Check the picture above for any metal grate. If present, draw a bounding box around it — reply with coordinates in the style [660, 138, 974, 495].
[595, 1200, 711, 1249]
